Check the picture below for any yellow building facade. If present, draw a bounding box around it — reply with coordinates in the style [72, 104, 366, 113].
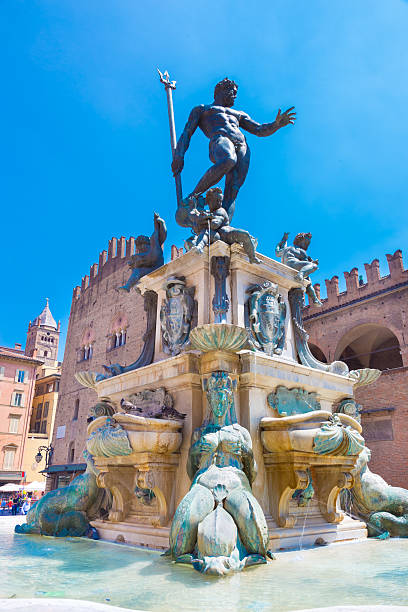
[21, 300, 61, 485]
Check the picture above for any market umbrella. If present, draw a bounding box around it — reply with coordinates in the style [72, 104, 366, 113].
[24, 481, 46, 491]
[0, 483, 22, 492]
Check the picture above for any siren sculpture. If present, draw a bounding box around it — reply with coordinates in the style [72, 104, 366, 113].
[168, 371, 270, 575]
[15, 450, 105, 537]
[345, 447, 408, 538]
[15, 417, 132, 537]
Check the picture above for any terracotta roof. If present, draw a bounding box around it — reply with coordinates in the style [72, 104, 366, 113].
[32, 298, 57, 330]
[0, 346, 42, 365]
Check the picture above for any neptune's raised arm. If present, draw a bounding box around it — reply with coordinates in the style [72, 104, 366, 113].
[240, 107, 296, 137]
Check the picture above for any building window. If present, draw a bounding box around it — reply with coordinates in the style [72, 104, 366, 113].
[12, 392, 23, 407]
[36, 385, 44, 396]
[44, 350, 48, 357]
[110, 329, 127, 350]
[16, 370, 26, 383]
[43, 402, 49, 419]
[8, 415, 20, 434]
[68, 442, 75, 463]
[36, 404, 43, 419]
[3, 447, 16, 470]
[40, 420, 47, 434]
[82, 344, 93, 361]
[0, 367, 4, 379]
[47, 383, 53, 392]
[55, 380, 60, 392]
[57, 475, 70, 489]
[73, 399, 79, 421]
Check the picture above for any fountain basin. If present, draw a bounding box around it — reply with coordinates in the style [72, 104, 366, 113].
[260, 410, 361, 454]
[5, 516, 408, 610]
[189, 323, 249, 352]
[88, 414, 183, 455]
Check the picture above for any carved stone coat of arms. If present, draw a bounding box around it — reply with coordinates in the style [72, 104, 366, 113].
[246, 281, 286, 356]
[160, 276, 195, 356]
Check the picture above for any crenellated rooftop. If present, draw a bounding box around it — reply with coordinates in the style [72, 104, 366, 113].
[304, 250, 408, 319]
[72, 236, 135, 302]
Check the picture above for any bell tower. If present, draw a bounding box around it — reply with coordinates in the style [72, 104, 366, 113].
[25, 298, 60, 366]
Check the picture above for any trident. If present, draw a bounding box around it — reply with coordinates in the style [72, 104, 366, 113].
[158, 69, 183, 206]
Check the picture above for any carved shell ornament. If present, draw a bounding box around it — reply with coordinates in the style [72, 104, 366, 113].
[313, 415, 365, 456]
[349, 368, 381, 388]
[86, 417, 132, 458]
[74, 370, 98, 390]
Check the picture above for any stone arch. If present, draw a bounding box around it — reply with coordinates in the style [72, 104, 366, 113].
[308, 343, 328, 363]
[334, 323, 403, 371]
[67, 441, 75, 463]
[109, 312, 129, 334]
[81, 327, 95, 346]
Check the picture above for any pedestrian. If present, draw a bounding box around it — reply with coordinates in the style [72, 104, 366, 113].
[11, 495, 19, 516]
[22, 499, 30, 515]
[7, 498, 12, 514]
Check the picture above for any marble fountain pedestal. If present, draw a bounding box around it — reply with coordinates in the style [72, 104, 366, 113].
[88, 242, 368, 551]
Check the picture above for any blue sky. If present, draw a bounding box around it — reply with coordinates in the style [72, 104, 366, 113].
[1, 0, 407, 359]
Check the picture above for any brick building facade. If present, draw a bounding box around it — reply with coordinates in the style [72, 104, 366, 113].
[0, 345, 41, 485]
[47, 236, 149, 488]
[0, 299, 61, 486]
[303, 249, 408, 487]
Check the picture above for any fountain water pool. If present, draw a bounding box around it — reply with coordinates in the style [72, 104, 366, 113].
[2, 517, 408, 611]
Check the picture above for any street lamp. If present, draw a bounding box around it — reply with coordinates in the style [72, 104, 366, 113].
[35, 445, 53, 469]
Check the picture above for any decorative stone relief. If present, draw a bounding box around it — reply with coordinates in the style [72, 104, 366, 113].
[335, 398, 362, 423]
[246, 281, 286, 356]
[120, 387, 185, 420]
[89, 399, 116, 419]
[211, 256, 230, 324]
[267, 386, 321, 417]
[292, 468, 314, 506]
[160, 276, 195, 356]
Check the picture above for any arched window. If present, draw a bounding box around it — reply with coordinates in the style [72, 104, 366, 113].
[81, 344, 93, 361]
[336, 324, 403, 371]
[73, 398, 79, 421]
[68, 441, 75, 463]
[108, 313, 128, 351]
[112, 329, 127, 349]
[79, 329, 95, 362]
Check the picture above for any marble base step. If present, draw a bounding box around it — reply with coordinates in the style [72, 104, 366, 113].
[92, 513, 366, 553]
[267, 514, 367, 551]
[91, 519, 170, 549]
